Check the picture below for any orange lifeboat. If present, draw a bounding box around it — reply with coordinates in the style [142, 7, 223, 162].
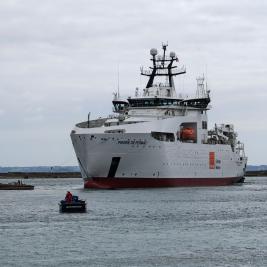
[180, 127, 196, 141]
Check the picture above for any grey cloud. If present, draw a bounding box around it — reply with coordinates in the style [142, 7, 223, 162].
[0, 0, 266, 165]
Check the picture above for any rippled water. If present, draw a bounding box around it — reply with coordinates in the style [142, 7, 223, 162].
[1, 177, 267, 267]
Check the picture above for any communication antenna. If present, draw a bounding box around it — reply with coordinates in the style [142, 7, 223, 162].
[205, 64, 208, 93]
[117, 63, 120, 99]
[162, 42, 168, 67]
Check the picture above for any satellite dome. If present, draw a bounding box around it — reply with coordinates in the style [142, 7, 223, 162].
[170, 51, 176, 58]
[150, 48, 158, 56]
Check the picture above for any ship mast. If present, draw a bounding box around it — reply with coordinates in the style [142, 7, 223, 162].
[140, 43, 186, 93]
[127, 44, 210, 109]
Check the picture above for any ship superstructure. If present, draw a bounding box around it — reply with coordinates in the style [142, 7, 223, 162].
[71, 44, 247, 189]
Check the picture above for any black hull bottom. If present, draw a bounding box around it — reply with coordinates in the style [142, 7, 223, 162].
[59, 201, 86, 213]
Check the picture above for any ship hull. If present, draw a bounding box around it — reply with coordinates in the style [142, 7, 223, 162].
[70, 45, 248, 189]
[71, 130, 247, 189]
[84, 176, 244, 189]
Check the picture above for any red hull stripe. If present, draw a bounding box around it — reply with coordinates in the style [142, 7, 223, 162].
[84, 177, 243, 189]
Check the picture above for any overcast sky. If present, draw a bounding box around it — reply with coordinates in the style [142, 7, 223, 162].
[0, 0, 266, 166]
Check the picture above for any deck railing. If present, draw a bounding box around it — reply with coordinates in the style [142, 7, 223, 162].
[76, 118, 107, 128]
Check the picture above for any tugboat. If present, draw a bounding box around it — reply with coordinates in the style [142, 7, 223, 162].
[0, 180, 34, 190]
[59, 195, 87, 213]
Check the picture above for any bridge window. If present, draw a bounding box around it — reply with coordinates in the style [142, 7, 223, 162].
[151, 131, 175, 142]
[202, 121, 207, 129]
[104, 129, 125, 134]
[128, 98, 180, 107]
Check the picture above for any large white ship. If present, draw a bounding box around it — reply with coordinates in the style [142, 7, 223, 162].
[71, 44, 247, 189]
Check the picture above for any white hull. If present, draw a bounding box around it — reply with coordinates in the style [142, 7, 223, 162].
[71, 131, 246, 188]
[70, 44, 247, 188]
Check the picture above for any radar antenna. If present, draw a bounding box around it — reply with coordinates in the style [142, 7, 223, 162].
[141, 44, 186, 89]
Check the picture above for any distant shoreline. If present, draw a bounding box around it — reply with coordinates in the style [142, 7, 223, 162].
[0, 171, 266, 178]
[0, 172, 82, 179]
[244, 171, 267, 177]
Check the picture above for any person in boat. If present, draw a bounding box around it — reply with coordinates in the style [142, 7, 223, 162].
[65, 191, 73, 203]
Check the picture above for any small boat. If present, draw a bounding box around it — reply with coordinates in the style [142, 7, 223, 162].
[0, 181, 34, 190]
[59, 195, 86, 213]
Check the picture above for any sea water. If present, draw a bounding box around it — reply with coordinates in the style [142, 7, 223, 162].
[0, 177, 267, 267]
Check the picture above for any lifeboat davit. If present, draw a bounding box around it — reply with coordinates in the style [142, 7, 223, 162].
[180, 127, 196, 141]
